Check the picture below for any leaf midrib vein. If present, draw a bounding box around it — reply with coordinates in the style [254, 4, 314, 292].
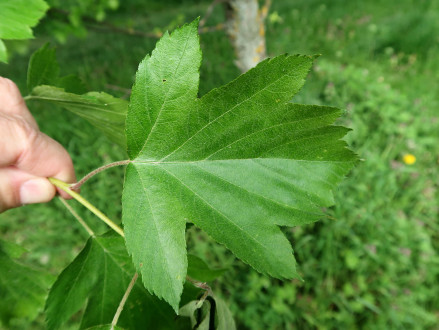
[134, 158, 352, 165]
[137, 31, 192, 158]
[28, 96, 126, 115]
[133, 165, 177, 299]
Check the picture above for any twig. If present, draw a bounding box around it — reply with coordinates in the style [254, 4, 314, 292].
[58, 197, 95, 236]
[48, 7, 227, 40]
[70, 160, 131, 191]
[186, 276, 213, 308]
[199, 0, 227, 28]
[48, 8, 162, 38]
[85, 22, 162, 38]
[105, 84, 132, 99]
[199, 23, 225, 34]
[111, 272, 139, 329]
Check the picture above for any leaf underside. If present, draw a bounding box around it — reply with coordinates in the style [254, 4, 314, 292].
[123, 19, 357, 310]
[26, 43, 126, 146]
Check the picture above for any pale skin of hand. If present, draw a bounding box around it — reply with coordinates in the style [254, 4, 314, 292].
[0, 77, 76, 212]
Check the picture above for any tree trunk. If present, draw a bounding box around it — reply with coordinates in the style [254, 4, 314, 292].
[225, 0, 270, 73]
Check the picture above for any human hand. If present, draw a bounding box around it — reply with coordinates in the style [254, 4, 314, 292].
[0, 77, 76, 212]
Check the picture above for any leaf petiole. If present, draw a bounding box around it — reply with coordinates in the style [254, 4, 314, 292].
[186, 277, 212, 308]
[70, 160, 131, 191]
[111, 272, 138, 329]
[49, 177, 125, 237]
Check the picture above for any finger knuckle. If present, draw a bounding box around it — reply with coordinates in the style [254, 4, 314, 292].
[14, 118, 40, 163]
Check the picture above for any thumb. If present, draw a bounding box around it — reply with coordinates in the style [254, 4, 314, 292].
[0, 78, 76, 212]
[0, 168, 56, 212]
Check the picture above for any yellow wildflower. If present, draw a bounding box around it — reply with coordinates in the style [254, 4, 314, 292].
[403, 153, 416, 165]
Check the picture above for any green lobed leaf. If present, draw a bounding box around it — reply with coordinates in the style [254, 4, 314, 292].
[45, 232, 177, 330]
[0, 240, 53, 326]
[0, 0, 49, 63]
[29, 86, 127, 147]
[123, 19, 201, 311]
[123, 19, 357, 310]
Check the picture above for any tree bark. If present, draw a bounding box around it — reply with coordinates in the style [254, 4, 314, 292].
[225, 0, 271, 73]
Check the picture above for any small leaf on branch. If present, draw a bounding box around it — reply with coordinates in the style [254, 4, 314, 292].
[27, 43, 60, 92]
[0, 0, 48, 63]
[27, 43, 86, 93]
[123, 19, 357, 311]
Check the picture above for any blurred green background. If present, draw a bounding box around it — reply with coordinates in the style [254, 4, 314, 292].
[1, 0, 439, 328]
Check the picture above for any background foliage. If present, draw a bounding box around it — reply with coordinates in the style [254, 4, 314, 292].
[0, 0, 438, 328]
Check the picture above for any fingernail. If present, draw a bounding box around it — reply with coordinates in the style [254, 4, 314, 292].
[20, 178, 55, 205]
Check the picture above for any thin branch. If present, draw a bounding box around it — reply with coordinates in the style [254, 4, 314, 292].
[85, 22, 162, 38]
[49, 178, 125, 237]
[48, 7, 225, 40]
[58, 197, 95, 236]
[48, 8, 162, 38]
[71, 160, 131, 191]
[105, 84, 132, 99]
[87, 20, 223, 37]
[111, 272, 139, 329]
[199, 23, 225, 34]
[199, 0, 227, 28]
[186, 276, 213, 308]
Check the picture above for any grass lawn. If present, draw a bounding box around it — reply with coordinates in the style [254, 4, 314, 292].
[0, 0, 438, 328]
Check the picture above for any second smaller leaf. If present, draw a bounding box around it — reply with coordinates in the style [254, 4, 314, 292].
[28, 86, 127, 147]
